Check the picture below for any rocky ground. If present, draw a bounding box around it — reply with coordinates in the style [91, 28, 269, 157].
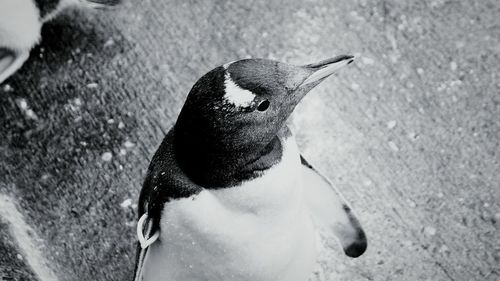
[0, 0, 499, 280]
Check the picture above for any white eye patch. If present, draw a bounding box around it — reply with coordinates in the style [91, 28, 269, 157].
[223, 72, 256, 108]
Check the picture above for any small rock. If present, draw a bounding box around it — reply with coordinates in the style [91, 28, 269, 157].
[86, 83, 98, 89]
[118, 121, 125, 129]
[407, 199, 417, 208]
[350, 83, 360, 90]
[16, 254, 23, 260]
[450, 61, 457, 71]
[17, 98, 28, 110]
[387, 120, 397, 129]
[2, 84, 13, 92]
[73, 98, 82, 106]
[124, 141, 135, 148]
[107, 119, 115, 124]
[424, 226, 437, 236]
[408, 132, 418, 140]
[25, 109, 38, 120]
[101, 152, 113, 162]
[104, 38, 115, 47]
[119, 148, 127, 156]
[388, 141, 399, 152]
[417, 68, 424, 75]
[120, 198, 132, 208]
[439, 244, 450, 253]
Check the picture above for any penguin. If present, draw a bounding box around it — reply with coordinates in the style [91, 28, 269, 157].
[134, 55, 367, 281]
[0, 0, 120, 84]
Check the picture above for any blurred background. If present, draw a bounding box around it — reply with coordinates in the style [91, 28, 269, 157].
[0, 0, 499, 280]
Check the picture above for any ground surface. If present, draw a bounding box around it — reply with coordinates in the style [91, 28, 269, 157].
[0, 0, 499, 280]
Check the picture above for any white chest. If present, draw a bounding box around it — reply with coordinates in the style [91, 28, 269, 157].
[143, 137, 317, 281]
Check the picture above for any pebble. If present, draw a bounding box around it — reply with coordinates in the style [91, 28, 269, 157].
[86, 83, 98, 89]
[450, 61, 458, 71]
[388, 141, 399, 152]
[118, 121, 125, 129]
[120, 198, 132, 208]
[407, 199, 417, 208]
[101, 152, 113, 162]
[387, 120, 397, 129]
[25, 109, 38, 120]
[104, 38, 115, 47]
[350, 83, 360, 90]
[424, 226, 437, 236]
[408, 132, 418, 140]
[18, 98, 28, 110]
[73, 98, 82, 106]
[2, 84, 13, 92]
[439, 244, 450, 253]
[124, 141, 135, 148]
[17, 254, 23, 260]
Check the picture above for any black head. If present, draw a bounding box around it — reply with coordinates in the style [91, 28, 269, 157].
[174, 55, 354, 187]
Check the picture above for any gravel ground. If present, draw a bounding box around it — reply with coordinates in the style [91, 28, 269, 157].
[1, 0, 499, 280]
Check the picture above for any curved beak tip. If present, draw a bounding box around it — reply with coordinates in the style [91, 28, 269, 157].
[343, 238, 367, 258]
[299, 55, 355, 87]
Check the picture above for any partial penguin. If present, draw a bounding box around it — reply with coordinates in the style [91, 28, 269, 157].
[134, 55, 367, 281]
[0, 0, 120, 84]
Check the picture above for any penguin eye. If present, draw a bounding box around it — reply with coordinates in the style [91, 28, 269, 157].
[257, 99, 270, 112]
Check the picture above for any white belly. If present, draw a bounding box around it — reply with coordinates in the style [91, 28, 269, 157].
[142, 137, 317, 281]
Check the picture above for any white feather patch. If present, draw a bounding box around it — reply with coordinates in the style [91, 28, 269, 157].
[0, 0, 41, 52]
[142, 135, 318, 281]
[223, 73, 255, 107]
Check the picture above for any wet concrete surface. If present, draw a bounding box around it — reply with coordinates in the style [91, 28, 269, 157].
[0, 0, 499, 280]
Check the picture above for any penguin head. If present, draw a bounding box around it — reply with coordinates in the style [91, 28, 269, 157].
[174, 56, 354, 187]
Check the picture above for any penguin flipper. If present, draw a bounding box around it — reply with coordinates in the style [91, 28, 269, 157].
[132, 213, 159, 281]
[300, 155, 367, 258]
[133, 130, 203, 280]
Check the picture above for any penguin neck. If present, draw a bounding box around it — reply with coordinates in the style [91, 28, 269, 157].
[33, 0, 61, 21]
[173, 126, 289, 189]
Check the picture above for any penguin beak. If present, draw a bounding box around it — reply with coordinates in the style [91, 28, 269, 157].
[298, 55, 354, 88]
